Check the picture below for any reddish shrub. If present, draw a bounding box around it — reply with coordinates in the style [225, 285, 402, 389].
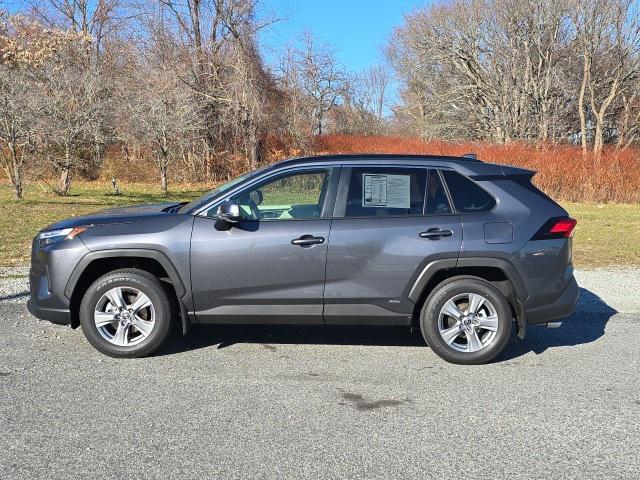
[310, 135, 640, 203]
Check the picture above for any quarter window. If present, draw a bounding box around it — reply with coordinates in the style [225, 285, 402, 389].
[441, 170, 496, 213]
[344, 167, 427, 217]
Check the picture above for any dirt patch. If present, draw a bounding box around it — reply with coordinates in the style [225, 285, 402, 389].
[339, 391, 411, 411]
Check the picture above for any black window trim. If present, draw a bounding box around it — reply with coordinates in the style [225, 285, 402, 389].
[196, 163, 497, 220]
[197, 165, 340, 221]
[425, 169, 455, 217]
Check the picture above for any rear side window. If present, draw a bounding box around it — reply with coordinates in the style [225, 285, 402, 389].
[345, 167, 427, 217]
[441, 170, 496, 213]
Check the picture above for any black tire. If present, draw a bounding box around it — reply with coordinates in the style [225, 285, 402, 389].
[420, 276, 512, 365]
[79, 269, 174, 358]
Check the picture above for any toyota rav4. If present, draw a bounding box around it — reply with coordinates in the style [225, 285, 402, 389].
[28, 154, 579, 364]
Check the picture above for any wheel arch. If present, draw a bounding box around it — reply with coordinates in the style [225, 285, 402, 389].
[65, 249, 189, 333]
[409, 257, 528, 336]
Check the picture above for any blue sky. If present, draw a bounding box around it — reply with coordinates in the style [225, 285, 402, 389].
[3, 0, 427, 72]
[259, 0, 428, 71]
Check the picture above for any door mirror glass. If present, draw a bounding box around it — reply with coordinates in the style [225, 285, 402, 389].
[217, 201, 241, 223]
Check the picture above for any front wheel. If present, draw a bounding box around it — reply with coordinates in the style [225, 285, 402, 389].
[79, 269, 173, 358]
[420, 276, 513, 365]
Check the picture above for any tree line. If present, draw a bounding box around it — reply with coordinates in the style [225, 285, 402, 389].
[389, 0, 640, 154]
[1, 0, 638, 200]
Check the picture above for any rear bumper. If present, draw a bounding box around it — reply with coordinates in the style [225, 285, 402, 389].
[525, 275, 579, 325]
[27, 298, 71, 325]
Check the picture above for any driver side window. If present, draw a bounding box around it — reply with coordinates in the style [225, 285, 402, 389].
[229, 169, 330, 221]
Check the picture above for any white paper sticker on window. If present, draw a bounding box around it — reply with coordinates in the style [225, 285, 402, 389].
[362, 174, 410, 209]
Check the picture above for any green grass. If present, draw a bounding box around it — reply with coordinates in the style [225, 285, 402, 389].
[0, 181, 208, 266]
[1, 181, 638, 268]
[564, 202, 640, 268]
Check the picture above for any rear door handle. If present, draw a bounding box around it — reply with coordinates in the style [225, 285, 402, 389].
[291, 235, 325, 247]
[419, 228, 453, 239]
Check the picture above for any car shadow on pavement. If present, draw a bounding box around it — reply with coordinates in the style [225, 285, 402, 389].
[159, 323, 426, 355]
[158, 288, 617, 361]
[497, 287, 617, 361]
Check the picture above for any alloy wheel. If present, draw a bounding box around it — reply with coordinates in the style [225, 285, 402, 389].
[437, 292, 499, 353]
[94, 286, 156, 347]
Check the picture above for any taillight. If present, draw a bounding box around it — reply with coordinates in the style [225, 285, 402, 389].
[532, 217, 577, 240]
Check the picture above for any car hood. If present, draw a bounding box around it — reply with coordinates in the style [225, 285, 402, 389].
[42, 202, 183, 231]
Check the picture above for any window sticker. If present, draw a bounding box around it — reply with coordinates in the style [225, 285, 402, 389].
[362, 174, 410, 209]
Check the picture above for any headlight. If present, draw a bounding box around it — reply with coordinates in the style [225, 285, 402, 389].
[38, 226, 90, 247]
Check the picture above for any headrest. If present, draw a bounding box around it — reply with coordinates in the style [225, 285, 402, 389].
[249, 190, 263, 205]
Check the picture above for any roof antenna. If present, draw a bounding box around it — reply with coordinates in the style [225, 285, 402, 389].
[462, 153, 477, 160]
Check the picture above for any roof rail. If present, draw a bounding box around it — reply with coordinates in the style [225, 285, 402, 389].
[273, 153, 485, 167]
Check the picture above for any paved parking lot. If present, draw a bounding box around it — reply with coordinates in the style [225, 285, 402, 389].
[1, 269, 639, 479]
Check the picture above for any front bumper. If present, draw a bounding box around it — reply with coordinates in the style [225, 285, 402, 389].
[27, 298, 71, 325]
[525, 275, 579, 325]
[28, 235, 89, 326]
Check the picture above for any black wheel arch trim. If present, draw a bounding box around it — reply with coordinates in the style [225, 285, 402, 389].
[455, 257, 528, 302]
[407, 258, 458, 303]
[408, 256, 529, 338]
[408, 256, 529, 304]
[64, 249, 187, 300]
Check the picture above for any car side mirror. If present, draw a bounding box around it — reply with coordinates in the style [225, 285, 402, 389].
[217, 201, 241, 224]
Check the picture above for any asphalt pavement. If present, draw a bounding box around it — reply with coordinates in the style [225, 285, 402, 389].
[1, 269, 639, 479]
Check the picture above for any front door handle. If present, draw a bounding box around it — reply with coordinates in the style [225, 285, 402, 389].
[291, 235, 325, 247]
[419, 228, 453, 239]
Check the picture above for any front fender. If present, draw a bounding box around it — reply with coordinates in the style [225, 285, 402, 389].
[64, 249, 187, 299]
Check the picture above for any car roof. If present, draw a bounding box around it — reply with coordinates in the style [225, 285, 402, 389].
[270, 153, 506, 176]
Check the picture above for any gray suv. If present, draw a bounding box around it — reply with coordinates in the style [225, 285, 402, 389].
[28, 154, 579, 364]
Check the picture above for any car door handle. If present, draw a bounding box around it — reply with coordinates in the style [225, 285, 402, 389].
[291, 235, 325, 247]
[419, 228, 453, 239]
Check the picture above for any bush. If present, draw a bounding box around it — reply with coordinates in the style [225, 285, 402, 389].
[312, 135, 640, 204]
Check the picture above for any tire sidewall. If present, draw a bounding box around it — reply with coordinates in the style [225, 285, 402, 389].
[421, 278, 512, 365]
[79, 272, 172, 358]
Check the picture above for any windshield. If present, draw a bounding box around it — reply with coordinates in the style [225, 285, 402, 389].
[178, 167, 267, 213]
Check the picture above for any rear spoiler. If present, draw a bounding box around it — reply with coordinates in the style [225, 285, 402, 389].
[469, 165, 536, 182]
[499, 165, 535, 177]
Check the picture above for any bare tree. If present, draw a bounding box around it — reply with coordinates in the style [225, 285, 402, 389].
[35, 35, 109, 194]
[388, 0, 576, 143]
[388, 0, 640, 151]
[0, 14, 36, 199]
[343, 64, 390, 134]
[616, 90, 640, 149]
[28, 0, 129, 61]
[573, 0, 640, 156]
[295, 33, 349, 135]
[0, 69, 35, 199]
[0, 12, 73, 198]
[116, 37, 200, 194]
[275, 44, 314, 148]
[150, 0, 276, 160]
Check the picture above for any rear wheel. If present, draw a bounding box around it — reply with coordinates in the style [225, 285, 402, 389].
[420, 276, 512, 365]
[79, 269, 173, 358]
